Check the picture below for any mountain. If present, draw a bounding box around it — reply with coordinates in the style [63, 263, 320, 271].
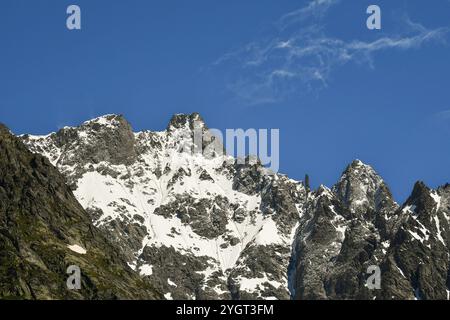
[0, 124, 161, 299]
[20, 114, 302, 299]
[292, 161, 449, 299]
[15, 113, 450, 300]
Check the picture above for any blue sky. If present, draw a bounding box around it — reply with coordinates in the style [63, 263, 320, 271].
[1, 0, 449, 202]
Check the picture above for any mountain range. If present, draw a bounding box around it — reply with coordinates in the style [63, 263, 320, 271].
[0, 113, 448, 300]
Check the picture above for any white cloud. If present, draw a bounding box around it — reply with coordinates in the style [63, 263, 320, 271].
[212, 1, 449, 105]
[278, 0, 339, 29]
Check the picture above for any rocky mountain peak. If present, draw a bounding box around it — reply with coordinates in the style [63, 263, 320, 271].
[402, 181, 441, 219]
[167, 112, 206, 131]
[333, 160, 397, 219]
[316, 184, 334, 198]
[409, 181, 430, 199]
[81, 114, 132, 131]
[13, 114, 449, 301]
[343, 159, 381, 180]
[46, 114, 134, 151]
[20, 114, 137, 188]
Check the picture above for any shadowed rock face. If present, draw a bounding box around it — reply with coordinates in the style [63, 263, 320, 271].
[16, 114, 450, 300]
[377, 182, 450, 300]
[0, 124, 161, 299]
[21, 114, 137, 189]
[20, 114, 307, 300]
[292, 162, 449, 300]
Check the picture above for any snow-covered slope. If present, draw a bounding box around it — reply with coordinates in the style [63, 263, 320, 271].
[22, 113, 305, 299]
[21, 113, 450, 300]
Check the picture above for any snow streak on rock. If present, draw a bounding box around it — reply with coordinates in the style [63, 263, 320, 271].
[22, 114, 450, 300]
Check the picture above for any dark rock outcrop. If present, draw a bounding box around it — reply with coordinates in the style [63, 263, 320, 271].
[0, 124, 161, 299]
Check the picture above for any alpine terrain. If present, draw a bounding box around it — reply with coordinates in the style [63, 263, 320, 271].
[0, 124, 161, 299]
[1, 112, 447, 300]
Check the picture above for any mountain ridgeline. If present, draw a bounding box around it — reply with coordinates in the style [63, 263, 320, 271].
[0, 113, 448, 300]
[0, 124, 161, 299]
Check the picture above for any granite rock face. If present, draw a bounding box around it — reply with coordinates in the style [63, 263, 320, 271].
[291, 161, 449, 300]
[17, 114, 450, 300]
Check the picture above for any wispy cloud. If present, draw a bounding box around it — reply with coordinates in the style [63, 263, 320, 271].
[278, 0, 339, 29]
[212, 1, 449, 105]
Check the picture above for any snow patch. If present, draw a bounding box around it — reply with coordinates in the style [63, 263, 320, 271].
[395, 265, 406, 278]
[164, 293, 173, 300]
[434, 216, 446, 246]
[402, 205, 417, 215]
[430, 191, 441, 211]
[254, 218, 283, 246]
[237, 273, 282, 295]
[67, 244, 87, 255]
[139, 264, 153, 276]
[167, 278, 178, 287]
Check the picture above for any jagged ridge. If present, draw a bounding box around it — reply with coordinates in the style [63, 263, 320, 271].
[18, 114, 450, 300]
